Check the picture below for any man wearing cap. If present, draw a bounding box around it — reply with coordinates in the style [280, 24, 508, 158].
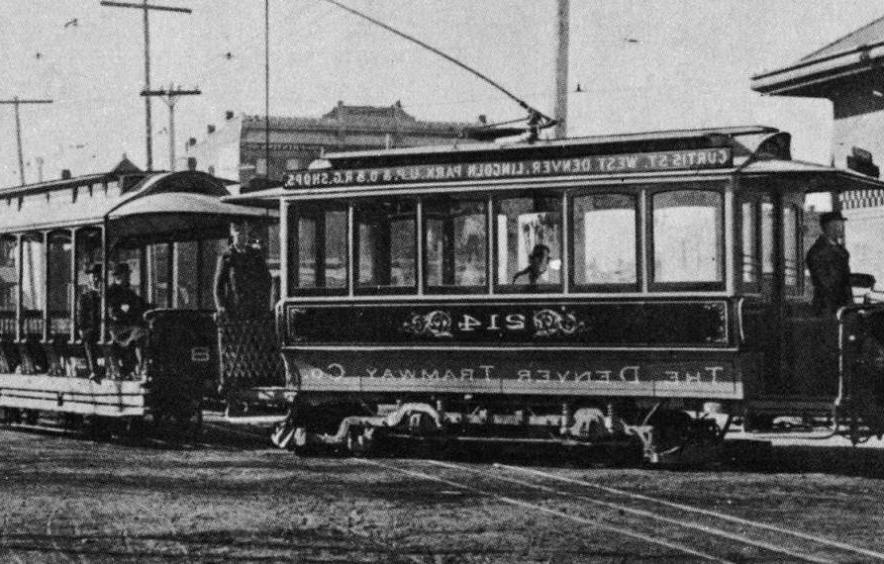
[806, 211, 853, 316]
[107, 262, 149, 374]
[214, 221, 271, 319]
[76, 263, 102, 379]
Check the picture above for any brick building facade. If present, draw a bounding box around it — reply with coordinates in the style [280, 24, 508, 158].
[182, 101, 475, 191]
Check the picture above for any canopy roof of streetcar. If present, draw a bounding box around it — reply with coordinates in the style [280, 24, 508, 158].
[3, 170, 274, 235]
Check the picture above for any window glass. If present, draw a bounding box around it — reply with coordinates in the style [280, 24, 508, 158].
[21, 235, 45, 311]
[496, 196, 562, 287]
[761, 201, 774, 275]
[291, 208, 347, 291]
[741, 201, 758, 284]
[200, 238, 227, 310]
[47, 232, 73, 334]
[114, 247, 143, 295]
[0, 236, 18, 314]
[424, 199, 487, 289]
[784, 205, 799, 286]
[298, 217, 317, 287]
[573, 194, 636, 285]
[75, 228, 103, 328]
[652, 190, 723, 283]
[174, 241, 199, 309]
[356, 200, 416, 289]
[148, 243, 171, 308]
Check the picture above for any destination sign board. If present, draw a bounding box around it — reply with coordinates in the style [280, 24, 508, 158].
[284, 147, 733, 189]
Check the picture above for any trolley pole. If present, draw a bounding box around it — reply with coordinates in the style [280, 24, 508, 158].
[141, 85, 201, 171]
[100, 0, 192, 172]
[0, 97, 53, 185]
[553, 0, 569, 139]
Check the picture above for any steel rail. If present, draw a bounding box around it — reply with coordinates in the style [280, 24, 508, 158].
[354, 458, 732, 563]
[498, 463, 884, 561]
[429, 460, 832, 563]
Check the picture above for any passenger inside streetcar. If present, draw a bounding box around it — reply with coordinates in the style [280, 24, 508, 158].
[76, 263, 102, 379]
[512, 244, 551, 286]
[106, 262, 149, 376]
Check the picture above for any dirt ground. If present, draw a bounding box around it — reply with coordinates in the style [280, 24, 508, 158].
[2, 424, 884, 563]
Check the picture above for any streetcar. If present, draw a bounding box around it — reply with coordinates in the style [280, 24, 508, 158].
[232, 125, 884, 461]
[0, 161, 277, 433]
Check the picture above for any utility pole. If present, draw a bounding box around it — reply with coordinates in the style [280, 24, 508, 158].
[554, 0, 570, 139]
[264, 0, 271, 178]
[141, 84, 201, 171]
[101, 0, 192, 171]
[0, 97, 53, 185]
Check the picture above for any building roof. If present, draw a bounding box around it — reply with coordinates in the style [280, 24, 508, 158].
[240, 101, 474, 134]
[0, 157, 144, 198]
[751, 13, 884, 96]
[800, 15, 884, 63]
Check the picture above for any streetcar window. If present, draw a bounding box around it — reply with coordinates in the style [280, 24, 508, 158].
[75, 228, 102, 323]
[355, 200, 416, 290]
[761, 200, 774, 276]
[496, 196, 562, 289]
[21, 235, 45, 312]
[741, 201, 759, 284]
[290, 207, 347, 291]
[47, 231, 73, 335]
[784, 205, 800, 288]
[572, 193, 637, 287]
[113, 248, 143, 295]
[147, 243, 172, 308]
[0, 236, 17, 335]
[174, 241, 199, 309]
[424, 199, 487, 290]
[651, 190, 723, 284]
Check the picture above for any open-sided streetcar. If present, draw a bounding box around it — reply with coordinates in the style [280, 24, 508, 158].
[232, 125, 884, 461]
[0, 163, 274, 434]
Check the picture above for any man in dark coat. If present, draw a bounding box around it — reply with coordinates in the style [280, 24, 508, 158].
[806, 211, 852, 316]
[214, 221, 272, 319]
[76, 263, 102, 379]
[107, 262, 149, 374]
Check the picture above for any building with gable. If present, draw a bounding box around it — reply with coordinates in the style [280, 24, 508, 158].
[751, 15, 884, 282]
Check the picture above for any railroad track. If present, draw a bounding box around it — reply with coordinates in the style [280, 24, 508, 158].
[354, 457, 884, 563]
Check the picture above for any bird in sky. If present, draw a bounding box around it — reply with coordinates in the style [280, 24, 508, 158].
[575, 83, 584, 93]
[225, 51, 234, 60]
[64, 18, 78, 28]
[624, 37, 640, 43]
[35, 52, 43, 59]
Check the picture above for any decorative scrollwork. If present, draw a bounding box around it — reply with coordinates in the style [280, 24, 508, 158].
[533, 308, 584, 337]
[402, 310, 453, 338]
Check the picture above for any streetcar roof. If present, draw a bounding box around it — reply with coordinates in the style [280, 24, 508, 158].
[318, 124, 780, 165]
[225, 126, 884, 205]
[1, 170, 272, 234]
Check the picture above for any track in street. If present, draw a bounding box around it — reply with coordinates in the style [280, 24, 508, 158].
[355, 457, 884, 563]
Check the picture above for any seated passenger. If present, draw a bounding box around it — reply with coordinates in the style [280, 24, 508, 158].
[76, 263, 102, 380]
[107, 262, 148, 375]
[512, 244, 551, 287]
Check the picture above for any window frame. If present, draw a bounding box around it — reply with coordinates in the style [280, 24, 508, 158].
[288, 202, 350, 297]
[421, 196, 490, 295]
[647, 185, 727, 292]
[352, 198, 418, 296]
[492, 191, 565, 294]
[568, 190, 641, 293]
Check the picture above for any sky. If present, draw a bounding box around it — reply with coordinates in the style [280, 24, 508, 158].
[1, 0, 884, 188]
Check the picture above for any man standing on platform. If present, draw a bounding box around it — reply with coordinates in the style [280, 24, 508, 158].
[77, 263, 102, 379]
[806, 211, 853, 316]
[214, 220, 276, 401]
[214, 220, 271, 320]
